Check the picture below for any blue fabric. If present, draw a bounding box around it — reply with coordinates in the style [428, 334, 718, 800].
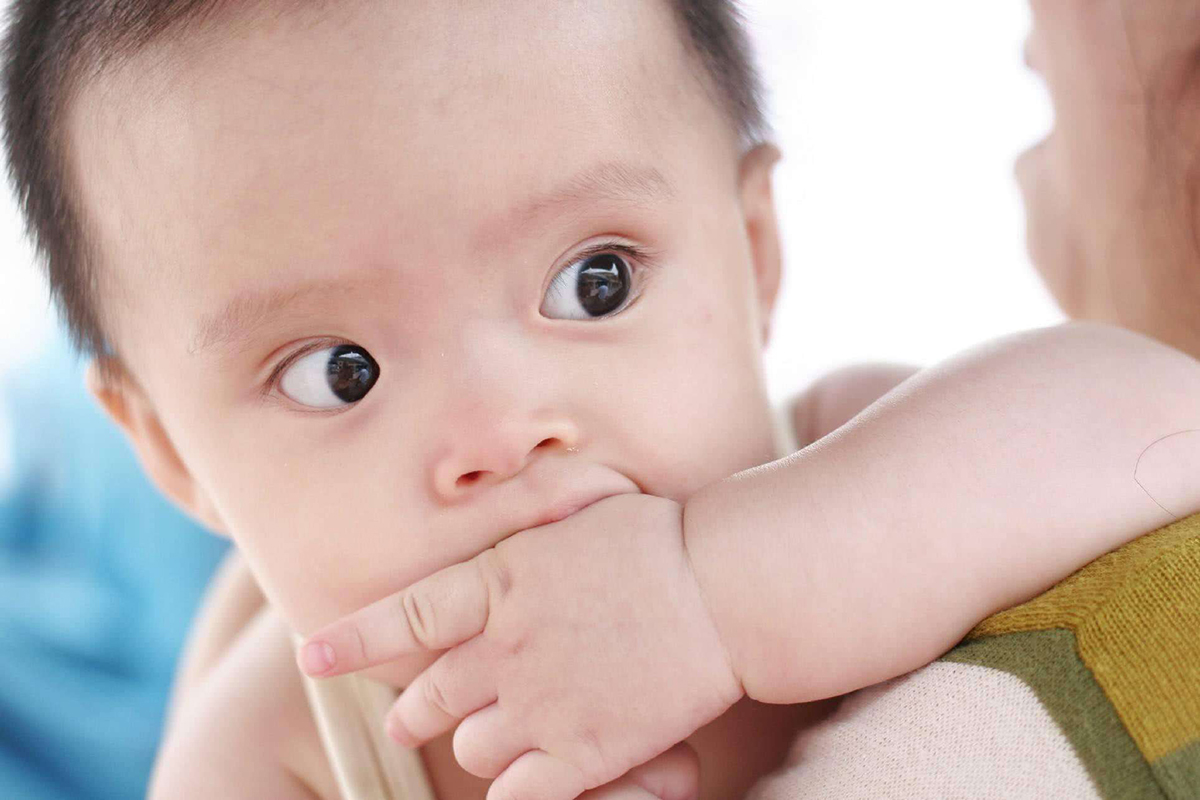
[0, 331, 229, 800]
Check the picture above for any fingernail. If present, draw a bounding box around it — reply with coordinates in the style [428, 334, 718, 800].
[385, 713, 414, 748]
[300, 641, 336, 675]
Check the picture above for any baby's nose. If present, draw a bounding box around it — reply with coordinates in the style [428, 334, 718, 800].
[431, 422, 579, 503]
[428, 321, 581, 502]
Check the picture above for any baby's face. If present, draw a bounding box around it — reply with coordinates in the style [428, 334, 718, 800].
[70, 0, 782, 685]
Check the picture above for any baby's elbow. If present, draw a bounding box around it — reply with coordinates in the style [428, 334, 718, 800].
[1133, 429, 1200, 522]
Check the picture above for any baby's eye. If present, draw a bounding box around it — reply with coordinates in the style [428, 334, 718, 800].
[277, 344, 380, 409]
[541, 250, 635, 320]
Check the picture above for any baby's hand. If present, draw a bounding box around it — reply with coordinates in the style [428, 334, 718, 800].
[297, 493, 743, 800]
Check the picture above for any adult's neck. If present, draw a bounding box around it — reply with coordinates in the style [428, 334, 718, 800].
[419, 696, 836, 800]
[1113, 211, 1200, 361]
[1143, 316, 1200, 362]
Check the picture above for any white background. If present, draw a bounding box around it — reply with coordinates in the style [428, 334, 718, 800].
[0, 1, 1062, 402]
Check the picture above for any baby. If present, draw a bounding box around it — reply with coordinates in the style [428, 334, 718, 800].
[2, 1, 1197, 799]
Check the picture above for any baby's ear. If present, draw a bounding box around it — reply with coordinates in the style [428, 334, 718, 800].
[737, 141, 784, 348]
[85, 358, 230, 538]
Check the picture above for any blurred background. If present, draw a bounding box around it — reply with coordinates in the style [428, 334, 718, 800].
[0, 2, 1060, 798]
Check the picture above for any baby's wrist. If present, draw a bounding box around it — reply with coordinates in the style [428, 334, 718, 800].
[682, 456, 853, 704]
[681, 478, 763, 698]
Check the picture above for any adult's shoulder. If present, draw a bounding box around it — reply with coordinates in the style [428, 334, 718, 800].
[941, 511, 1200, 799]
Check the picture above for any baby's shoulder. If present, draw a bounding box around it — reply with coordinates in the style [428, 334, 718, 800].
[149, 605, 339, 800]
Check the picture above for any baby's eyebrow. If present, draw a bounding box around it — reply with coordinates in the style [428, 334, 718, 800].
[500, 160, 675, 233]
[190, 160, 674, 357]
[467, 159, 674, 259]
[189, 276, 378, 357]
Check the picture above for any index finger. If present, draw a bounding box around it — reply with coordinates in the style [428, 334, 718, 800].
[296, 555, 492, 677]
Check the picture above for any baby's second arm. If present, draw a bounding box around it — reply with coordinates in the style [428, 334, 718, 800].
[686, 321, 1200, 703]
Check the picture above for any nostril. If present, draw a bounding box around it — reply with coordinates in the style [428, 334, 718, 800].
[535, 438, 559, 450]
[457, 470, 484, 488]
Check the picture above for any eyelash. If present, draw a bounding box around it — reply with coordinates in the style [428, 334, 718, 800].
[546, 239, 658, 314]
[564, 240, 657, 275]
[261, 336, 344, 402]
[261, 240, 660, 400]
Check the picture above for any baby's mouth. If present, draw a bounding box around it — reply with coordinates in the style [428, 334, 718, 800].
[511, 464, 644, 534]
[528, 489, 624, 528]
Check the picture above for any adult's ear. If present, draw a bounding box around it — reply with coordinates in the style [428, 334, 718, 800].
[736, 141, 785, 348]
[85, 359, 229, 537]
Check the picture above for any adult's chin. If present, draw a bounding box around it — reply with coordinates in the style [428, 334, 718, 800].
[1015, 136, 1088, 317]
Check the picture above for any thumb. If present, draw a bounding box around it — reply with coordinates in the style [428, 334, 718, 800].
[577, 742, 700, 800]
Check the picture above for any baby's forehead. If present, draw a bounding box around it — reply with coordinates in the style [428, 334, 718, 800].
[66, 0, 736, 356]
[71, 0, 720, 237]
[72, 0, 713, 163]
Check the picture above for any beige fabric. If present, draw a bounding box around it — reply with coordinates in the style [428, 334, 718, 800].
[744, 662, 1099, 800]
[294, 633, 435, 800]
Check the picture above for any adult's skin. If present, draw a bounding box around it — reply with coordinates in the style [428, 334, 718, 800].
[1018, 0, 1200, 512]
[1018, 0, 1200, 359]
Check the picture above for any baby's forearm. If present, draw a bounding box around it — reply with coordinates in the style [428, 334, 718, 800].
[683, 322, 1200, 704]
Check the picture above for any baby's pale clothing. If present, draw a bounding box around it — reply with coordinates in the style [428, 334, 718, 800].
[297, 654, 432, 800]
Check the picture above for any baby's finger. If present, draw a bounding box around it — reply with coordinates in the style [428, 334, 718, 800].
[297, 555, 492, 677]
[577, 786, 659, 800]
[486, 750, 586, 800]
[616, 743, 700, 800]
[384, 636, 496, 748]
[577, 743, 700, 800]
[453, 702, 532, 779]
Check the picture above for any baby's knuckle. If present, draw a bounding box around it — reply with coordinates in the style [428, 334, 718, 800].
[476, 547, 514, 606]
[571, 726, 612, 782]
[350, 621, 371, 664]
[422, 673, 455, 718]
[492, 626, 530, 659]
[402, 590, 437, 648]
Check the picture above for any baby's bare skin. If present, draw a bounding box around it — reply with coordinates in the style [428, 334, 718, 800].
[152, 601, 335, 799]
[105, 1, 1200, 796]
[154, 340, 1200, 800]
[150, 378, 887, 800]
[76, 1, 1196, 794]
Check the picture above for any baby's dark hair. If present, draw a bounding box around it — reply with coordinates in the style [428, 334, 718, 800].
[0, 0, 770, 362]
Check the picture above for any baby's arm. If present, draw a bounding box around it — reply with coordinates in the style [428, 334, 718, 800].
[149, 602, 336, 800]
[685, 321, 1200, 704]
